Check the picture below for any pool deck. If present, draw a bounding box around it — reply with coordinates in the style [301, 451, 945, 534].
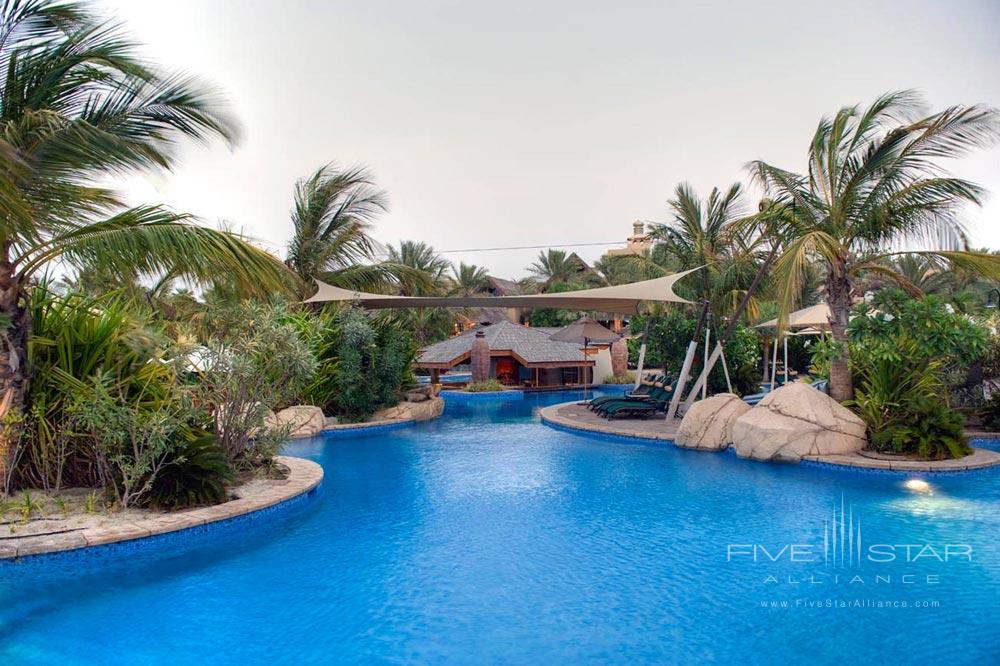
[539, 401, 1000, 473]
[539, 401, 679, 441]
[0, 455, 323, 561]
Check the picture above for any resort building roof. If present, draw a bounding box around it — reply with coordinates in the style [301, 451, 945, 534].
[415, 320, 593, 369]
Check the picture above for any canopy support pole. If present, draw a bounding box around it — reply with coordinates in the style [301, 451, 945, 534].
[679, 239, 781, 414]
[633, 318, 652, 391]
[667, 301, 710, 420]
[783, 336, 789, 384]
[702, 324, 710, 399]
[720, 343, 732, 393]
[770, 336, 779, 390]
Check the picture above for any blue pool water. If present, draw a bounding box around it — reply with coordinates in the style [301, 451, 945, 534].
[3, 390, 1000, 664]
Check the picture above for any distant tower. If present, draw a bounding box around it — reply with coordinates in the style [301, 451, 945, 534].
[606, 220, 652, 257]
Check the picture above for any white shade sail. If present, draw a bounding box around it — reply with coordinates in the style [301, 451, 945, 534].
[304, 267, 702, 315]
[756, 303, 833, 330]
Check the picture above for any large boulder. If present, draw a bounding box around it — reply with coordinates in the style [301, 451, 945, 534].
[675, 393, 750, 451]
[274, 405, 326, 439]
[373, 396, 445, 422]
[731, 383, 866, 463]
[407, 396, 444, 421]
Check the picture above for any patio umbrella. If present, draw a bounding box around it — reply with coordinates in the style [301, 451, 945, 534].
[549, 316, 621, 401]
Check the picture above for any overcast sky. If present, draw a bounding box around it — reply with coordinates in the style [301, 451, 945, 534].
[99, 0, 1000, 279]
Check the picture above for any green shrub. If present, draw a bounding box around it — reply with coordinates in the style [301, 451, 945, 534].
[465, 379, 505, 392]
[197, 302, 316, 467]
[69, 376, 201, 508]
[849, 338, 971, 459]
[20, 285, 191, 498]
[876, 399, 969, 460]
[147, 435, 233, 509]
[977, 392, 1000, 431]
[628, 309, 762, 395]
[603, 372, 635, 385]
[330, 308, 416, 421]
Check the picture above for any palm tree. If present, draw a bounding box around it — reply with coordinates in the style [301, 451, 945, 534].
[649, 183, 756, 315]
[385, 240, 450, 295]
[0, 0, 292, 414]
[528, 249, 587, 288]
[285, 163, 425, 293]
[750, 91, 1000, 401]
[449, 262, 489, 296]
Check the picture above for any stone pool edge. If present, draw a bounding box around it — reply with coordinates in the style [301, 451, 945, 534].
[538, 401, 1000, 474]
[0, 455, 323, 561]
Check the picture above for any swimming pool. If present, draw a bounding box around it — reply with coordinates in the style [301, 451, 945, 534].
[2, 390, 1000, 664]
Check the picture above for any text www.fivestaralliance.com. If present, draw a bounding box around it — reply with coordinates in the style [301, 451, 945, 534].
[760, 599, 941, 609]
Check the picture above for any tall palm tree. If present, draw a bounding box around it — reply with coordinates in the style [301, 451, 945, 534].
[284, 163, 425, 293]
[750, 90, 1000, 401]
[528, 249, 585, 287]
[449, 262, 489, 296]
[0, 0, 292, 413]
[385, 240, 450, 295]
[649, 183, 763, 319]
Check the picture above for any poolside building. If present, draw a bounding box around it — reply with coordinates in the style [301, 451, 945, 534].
[415, 320, 608, 387]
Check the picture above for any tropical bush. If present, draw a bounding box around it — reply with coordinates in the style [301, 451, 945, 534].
[977, 392, 1000, 432]
[147, 435, 233, 509]
[849, 339, 969, 459]
[832, 293, 984, 458]
[849, 291, 987, 371]
[465, 379, 505, 392]
[196, 302, 316, 468]
[329, 308, 416, 421]
[603, 372, 636, 385]
[628, 309, 761, 395]
[13, 285, 226, 508]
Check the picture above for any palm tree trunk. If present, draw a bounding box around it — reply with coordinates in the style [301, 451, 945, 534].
[826, 265, 854, 403]
[0, 259, 28, 489]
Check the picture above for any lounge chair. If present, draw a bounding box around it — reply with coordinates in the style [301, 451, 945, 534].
[594, 383, 675, 420]
[590, 378, 669, 413]
[587, 374, 667, 411]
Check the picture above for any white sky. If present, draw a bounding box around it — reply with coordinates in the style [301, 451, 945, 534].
[99, 0, 1000, 278]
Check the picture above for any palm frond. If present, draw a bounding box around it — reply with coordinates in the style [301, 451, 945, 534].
[19, 205, 297, 296]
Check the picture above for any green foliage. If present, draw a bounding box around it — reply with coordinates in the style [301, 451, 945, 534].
[849, 291, 987, 370]
[330, 308, 416, 421]
[70, 374, 197, 509]
[804, 336, 841, 381]
[628, 308, 761, 395]
[849, 339, 971, 459]
[528, 282, 586, 328]
[198, 302, 316, 467]
[979, 313, 1000, 378]
[15, 285, 244, 508]
[22, 285, 182, 494]
[465, 379, 506, 392]
[147, 435, 233, 509]
[603, 372, 636, 385]
[977, 392, 1000, 432]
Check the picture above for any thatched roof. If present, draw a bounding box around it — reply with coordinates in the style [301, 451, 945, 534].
[486, 276, 523, 296]
[416, 321, 592, 369]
